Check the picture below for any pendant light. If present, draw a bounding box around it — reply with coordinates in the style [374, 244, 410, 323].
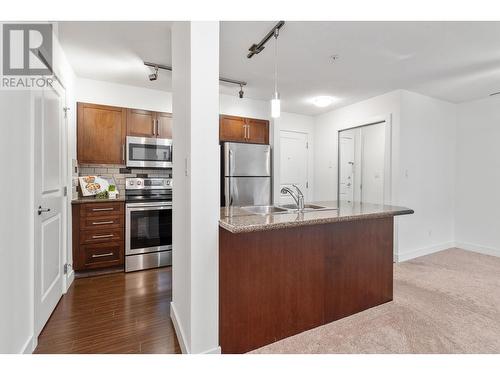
[271, 29, 281, 118]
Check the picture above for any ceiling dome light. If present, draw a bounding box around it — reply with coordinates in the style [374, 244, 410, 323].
[310, 96, 337, 108]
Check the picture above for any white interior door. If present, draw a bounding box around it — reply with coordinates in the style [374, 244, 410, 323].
[279, 130, 308, 204]
[34, 80, 65, 337]
[339, 135, 355, 202]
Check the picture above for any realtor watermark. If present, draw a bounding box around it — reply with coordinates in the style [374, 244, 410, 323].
[1, 23, 54, 89]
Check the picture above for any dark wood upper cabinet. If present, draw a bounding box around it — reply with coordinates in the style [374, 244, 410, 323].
[77, 102, 126, 165]
[127, 109, 172, 139]
[126, 108, 156, 138]
[219, 115, 269, 144]
[246, 118, 269, 144]
[220, 115, 246, 143]
[156, 112, 173, 139]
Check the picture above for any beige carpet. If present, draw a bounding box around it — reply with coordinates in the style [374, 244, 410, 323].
[251, 248, 500, 354]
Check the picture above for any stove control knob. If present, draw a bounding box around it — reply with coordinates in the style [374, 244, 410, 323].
[137, 181, 142, 185]
[128, 180, 134, 186]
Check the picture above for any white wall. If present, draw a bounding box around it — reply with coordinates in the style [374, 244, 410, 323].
[0, 24, 76, 354]
[76, 77, 172, 113]
[219, 94, 270, 121]
[455, 96, 500, 256]
[0, 91, 34, 354]
[273, 112, 315, 203]
[314, 90, 457, 260]
[170, 23, 190, 353]
[398, 90, 456, 260]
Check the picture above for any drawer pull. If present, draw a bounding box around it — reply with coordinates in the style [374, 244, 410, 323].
[91, 252, 114, 258]
[92, 207, 114, 212]
[92, 234, 114, 239]
[92, 220, 114, 225]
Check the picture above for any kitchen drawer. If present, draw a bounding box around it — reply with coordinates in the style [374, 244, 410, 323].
[81, 241, 124, 269]
[80, 228, 123, 245]
[80, 202, 124, 218]
[79, 214, 124, 230]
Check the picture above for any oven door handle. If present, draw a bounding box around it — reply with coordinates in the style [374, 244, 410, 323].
[126, 205, 172, 211]
[126, 201, 171, 208]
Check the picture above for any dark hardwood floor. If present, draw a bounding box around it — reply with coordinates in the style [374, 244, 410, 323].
[35, 267, 181, 354]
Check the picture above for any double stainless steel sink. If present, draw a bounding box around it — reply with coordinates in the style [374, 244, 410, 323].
[241, 204, 330, 215]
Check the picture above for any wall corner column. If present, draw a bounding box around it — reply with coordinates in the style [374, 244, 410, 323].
[171, 21, 220, 354]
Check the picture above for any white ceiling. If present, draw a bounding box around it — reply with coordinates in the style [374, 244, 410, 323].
[59, 21, 500, 116]
[58, 22, 173, 91]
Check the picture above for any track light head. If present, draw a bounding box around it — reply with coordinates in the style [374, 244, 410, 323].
[239, 84, 244, 99]
[148, 66, 159, 81]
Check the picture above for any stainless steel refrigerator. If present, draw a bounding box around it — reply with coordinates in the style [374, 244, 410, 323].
[221, 142, 272, 207]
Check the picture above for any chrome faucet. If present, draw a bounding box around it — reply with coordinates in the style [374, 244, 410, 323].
[280, 184, 305, 211]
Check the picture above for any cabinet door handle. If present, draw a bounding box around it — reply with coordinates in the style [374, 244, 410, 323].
[152, 119, 156, 135]
[92, 220, 114, 225]
[122, 144, 125, 162]
[92, 207, 114, 212]
[247, 124, 251, 140]
[155, 119, 159, 136]
[92, 252, 114, 258]
[92, 234, 114, 239]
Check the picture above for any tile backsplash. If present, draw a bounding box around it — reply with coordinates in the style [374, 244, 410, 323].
[76, 162, 171, 198]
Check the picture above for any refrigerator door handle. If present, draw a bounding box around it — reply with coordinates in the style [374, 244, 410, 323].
[227, 150, 233, 206]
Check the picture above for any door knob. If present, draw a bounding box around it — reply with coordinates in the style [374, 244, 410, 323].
[38, 206, 51, 215]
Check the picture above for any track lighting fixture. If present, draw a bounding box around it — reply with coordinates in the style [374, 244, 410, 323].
[247, 21, 285, 59]
[143, 61, 247, 99]
[148, 65, 159, 81]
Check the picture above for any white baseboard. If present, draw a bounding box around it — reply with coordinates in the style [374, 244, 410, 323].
[21, 335, 36, 354]
[170, 302, 189, 354]
[169, 302, 221, 354]
[397, 241, 455, 262]
[200, 346, 222, 354]
[65, 269, 75, 293]
[455, 242, 500, 258]
[397, 241, 500, 262]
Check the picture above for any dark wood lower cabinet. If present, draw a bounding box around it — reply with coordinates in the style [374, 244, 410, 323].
[219, 217, 394, 354]
[72, 201, 125, 271]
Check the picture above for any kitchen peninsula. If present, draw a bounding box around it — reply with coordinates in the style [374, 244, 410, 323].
[219, 202, 414, 353]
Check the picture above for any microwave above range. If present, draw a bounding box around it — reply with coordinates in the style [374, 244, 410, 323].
[126, 136, 172, 168]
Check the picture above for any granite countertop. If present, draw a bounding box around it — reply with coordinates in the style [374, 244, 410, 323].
[219, 201, 414, 233]
[71, 196, 126, 204]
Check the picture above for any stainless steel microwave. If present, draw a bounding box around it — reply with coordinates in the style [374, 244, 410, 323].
[126, 136, 173, 168]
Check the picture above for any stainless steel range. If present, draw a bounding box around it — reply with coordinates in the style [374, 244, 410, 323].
[125, 177, 172, 272]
